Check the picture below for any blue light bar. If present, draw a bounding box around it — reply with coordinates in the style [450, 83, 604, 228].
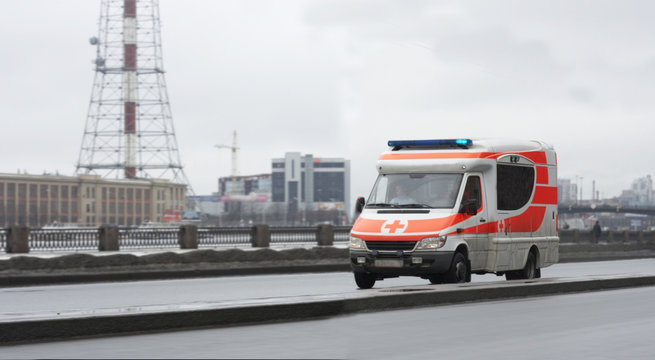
[387, 139, 473, 148]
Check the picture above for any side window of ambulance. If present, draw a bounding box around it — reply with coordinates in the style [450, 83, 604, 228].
[497, 164, 535, 211]
[374, 176, 388, 203]
[462, 176, 482, 210]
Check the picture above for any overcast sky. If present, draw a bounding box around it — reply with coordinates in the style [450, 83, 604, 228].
[1, 0, 654, 203]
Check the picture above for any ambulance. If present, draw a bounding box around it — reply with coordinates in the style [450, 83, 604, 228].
[349, 138, 559, 289]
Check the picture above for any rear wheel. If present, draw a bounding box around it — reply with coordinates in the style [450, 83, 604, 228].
[505, 252, 537, 280]
[354, 272, 376, 289]
[428, 274, 445, 284]
[445, 252, 469, 283]
[505, 271, 519, 280]
[521, 252, 537, 280]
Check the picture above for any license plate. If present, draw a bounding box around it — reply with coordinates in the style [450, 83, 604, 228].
[375, 258, 403, 268]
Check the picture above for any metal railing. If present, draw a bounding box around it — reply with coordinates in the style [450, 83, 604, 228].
[334, 226, 352, 244]
[559, 229, 655, 244]
[198, 227, 252, 248]
[270, 226, 319, 246]
[0, 228, 6, 252]
[30, 228, 99, 252]
[9, 227, 652, 254]
[120, 227, 179, 250]
[1, 225, 354, 253]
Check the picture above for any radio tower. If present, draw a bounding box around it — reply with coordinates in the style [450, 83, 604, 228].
[76, 0, 191, 188]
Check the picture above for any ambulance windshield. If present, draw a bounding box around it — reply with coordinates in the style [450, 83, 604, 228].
[367, 173, 463, 209]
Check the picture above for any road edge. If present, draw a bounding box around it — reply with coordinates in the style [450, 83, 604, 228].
[1, 275, 655, 345]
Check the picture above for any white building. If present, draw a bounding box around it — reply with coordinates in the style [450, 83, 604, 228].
[557, 178, 578, 204]
[630, 175, 653, 204]
[272, 152, 351, 221]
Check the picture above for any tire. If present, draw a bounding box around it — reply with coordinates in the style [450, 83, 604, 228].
[505, 271, 519, 280]
[520, 252, 537, 280]
[445, 252, 469, 283]
[428, 274, 445, 284]
[354, 272, 376, 289]
[505, 252, 537, 280]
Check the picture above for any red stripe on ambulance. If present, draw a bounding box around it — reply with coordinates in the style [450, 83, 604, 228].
[533, 186, 557, 205]
[536, 166, 549, 184]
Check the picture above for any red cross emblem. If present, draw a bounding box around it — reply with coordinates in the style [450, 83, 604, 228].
[381, 219, 408, 234]
[498, 219, 505, 233]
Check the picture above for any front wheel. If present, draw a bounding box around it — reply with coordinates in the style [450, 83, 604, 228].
[445, 252, 469, 283]
[354, 272, 376, 289]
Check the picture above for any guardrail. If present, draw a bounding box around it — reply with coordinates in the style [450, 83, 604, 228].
[1, 224, 353, 254]
[0, 228, 6, 253]
[198, 227, 252, 248]
[30, 228, 99, 252]
[2, 226, 653, 254]
[119, 227, 179, 250]
[559, 229, 655, 244]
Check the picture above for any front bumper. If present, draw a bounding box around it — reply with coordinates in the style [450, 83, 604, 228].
[350, 249, 455, 276]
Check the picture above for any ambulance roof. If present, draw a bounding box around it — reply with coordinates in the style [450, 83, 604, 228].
[386, 138, 553, 153]
[377, 138, 556, 173]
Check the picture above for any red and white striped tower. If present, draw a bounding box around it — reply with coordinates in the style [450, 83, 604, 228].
[123, 0, 137, 179]
[76, 0, 191, 189]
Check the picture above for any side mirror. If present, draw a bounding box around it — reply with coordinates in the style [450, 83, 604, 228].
[355, 197, 365, 213]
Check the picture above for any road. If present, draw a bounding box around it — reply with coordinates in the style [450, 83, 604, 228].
[1, 259, 654, 358]
[2, 258, 654, 319]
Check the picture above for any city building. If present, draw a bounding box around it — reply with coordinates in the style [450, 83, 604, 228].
[272, 153, 350, 223]
[212, 173, 273, 225]
[218, 174, 272, 202]
[187, 154, 352, 226]
[557, 178, 578, 204]
[0, 173, 186, 228]
[187, 195, 221, 217]
[631, 175, 653, 204]
[615, 175, 654, 206]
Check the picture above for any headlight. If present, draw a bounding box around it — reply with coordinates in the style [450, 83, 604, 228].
[349, 236, 366, 250]
[415, 236, 447, 250]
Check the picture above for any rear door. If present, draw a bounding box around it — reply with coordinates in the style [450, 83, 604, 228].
[495, 156, 537, 271]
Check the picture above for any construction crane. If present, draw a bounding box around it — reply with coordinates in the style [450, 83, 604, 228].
[215, 130, 239, 184]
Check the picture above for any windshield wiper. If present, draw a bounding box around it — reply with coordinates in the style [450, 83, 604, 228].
[366, 203, 400, 208]
[397, 203, 432, 208]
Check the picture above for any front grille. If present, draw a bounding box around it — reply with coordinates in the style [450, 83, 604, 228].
[365, 241, 417, 251]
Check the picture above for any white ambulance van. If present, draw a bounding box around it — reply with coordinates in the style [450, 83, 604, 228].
[349, 138, 558, 289]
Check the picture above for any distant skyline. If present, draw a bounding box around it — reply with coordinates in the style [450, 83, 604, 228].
[1, 0, 654, 203]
